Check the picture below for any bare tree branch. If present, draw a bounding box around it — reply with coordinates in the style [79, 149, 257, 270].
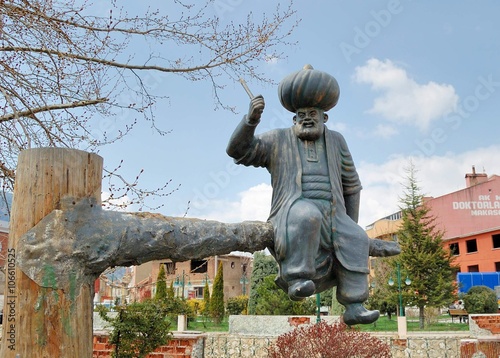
[0, 0, 298, 209]
[0, 98, 108, 122]
[0, 46, 250, 74]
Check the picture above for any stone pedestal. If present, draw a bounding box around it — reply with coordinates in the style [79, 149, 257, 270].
[397, 316, 407, 338]
[178, 314, 187, 332]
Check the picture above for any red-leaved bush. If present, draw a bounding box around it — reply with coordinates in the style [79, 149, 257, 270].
[267, 321, 391, 358]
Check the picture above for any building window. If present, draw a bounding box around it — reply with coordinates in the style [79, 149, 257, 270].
[496, 262, 500, 272]
[466, 239, 478, 253]
[190, 259, 208, 273]
[468, 265, 479, 272]
[193, 286, 204, 298]
[242, 263, 248, 274]
[164, 262, 176, 275]
[449, 243, 460, 256]
[493, 234, 500, 249]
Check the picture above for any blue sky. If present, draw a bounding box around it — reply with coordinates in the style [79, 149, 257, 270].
[96, 0, 500, 228]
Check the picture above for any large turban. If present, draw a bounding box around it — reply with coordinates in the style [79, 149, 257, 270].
[278, 64, 340, 113]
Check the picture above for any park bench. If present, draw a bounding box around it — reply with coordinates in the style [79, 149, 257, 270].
[448, 308, 468, 323]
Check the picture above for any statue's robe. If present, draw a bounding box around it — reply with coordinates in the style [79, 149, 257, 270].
[230, 125, 371, 279]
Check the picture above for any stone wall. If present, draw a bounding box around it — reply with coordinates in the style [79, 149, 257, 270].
[460, 337, 500, 358]
[89, 332, 500, 358]
[204, 333, 464, 358]
[204, 333, 274, 358]
[460, 313, 500, 357]
[93, 313, 205, 358]
[91, 313, 477, 357]
[228, 315, 340, 335]
[91, 331, 466, 358]
[469, 313, 500, 336]
[93, 333, 205, 358]
[382, 336, 462, 358]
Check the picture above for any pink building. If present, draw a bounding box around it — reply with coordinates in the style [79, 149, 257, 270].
[366, 167, 500, 275]
[428, 168, 500, 273]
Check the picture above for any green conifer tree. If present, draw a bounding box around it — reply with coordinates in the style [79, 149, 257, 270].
[202, 280, 211, 317]
[396, 163, 458, 328]
[365, 258, 397, 320]
[167, 281, 175, 300]
[155, 264, 167, 301]
[254, 275, 316, 315]
[248, 251, 278, 314]
[98, 299, 171, 358]
[210, 261, 225, 324]
[329, 287, 346, 316]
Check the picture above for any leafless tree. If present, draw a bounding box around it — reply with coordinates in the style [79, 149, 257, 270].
[0, 0, 297, 209]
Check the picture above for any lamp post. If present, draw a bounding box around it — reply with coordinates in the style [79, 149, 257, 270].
[174, 270, 191, 298]
[388, 262, 411, 316]
[173, 270, 191, 331]
[203, 273, 210, 285]
[316, 293, 321, 323]
[239, 274, 248, 295]
[388, 262, 411, 338]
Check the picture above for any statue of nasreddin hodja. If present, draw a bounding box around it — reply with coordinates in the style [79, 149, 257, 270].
[227, 65, 397, 325]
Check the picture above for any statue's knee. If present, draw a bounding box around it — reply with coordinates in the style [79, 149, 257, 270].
[289, 200, 322, 228]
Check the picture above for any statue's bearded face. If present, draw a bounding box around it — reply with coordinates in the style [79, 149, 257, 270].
[293, 108, 327, 140]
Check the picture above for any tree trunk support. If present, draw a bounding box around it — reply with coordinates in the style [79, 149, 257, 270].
[1, 148, 102, 358]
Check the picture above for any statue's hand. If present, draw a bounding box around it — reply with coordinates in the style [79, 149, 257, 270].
[247, 95, 265, 125]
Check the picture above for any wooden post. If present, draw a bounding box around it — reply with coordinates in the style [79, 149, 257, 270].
[1, 148, 103, 358]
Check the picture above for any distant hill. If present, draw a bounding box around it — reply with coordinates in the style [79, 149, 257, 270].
[0, 192, 13, 222]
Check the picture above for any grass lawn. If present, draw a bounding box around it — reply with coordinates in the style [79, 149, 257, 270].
[168, 315, 469, 333]
[169, 317, 229, 332]
[356, 315, 470, 332]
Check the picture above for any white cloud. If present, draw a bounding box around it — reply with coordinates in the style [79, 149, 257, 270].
[239, 183, 272, 220]
[194, 183, 272, 223]
[264, 55, 279, 64]
[354, 58, 459, 131]
[194, 145, 500, 232]
[327, 121, 348, 133]
[373, 124, 398, 138]
[101, 192, 132, 211]
[357, 144, 500, 227]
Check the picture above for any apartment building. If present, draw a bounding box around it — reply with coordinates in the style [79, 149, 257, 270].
[95, 254, 253, 305]
[366, 168, 500, 276]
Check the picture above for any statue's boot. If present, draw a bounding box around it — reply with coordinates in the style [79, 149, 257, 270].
[287, 279, 315, 301]
[343, 303, 379, 325]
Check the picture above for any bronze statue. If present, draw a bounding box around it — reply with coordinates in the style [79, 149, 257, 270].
[227, 65, 397, 325]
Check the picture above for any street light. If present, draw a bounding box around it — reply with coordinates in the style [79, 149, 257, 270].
[203, 273, 211, 285]
[202, 273, 211, 300]
[174, 270, 191, 298]
[388, 262, 411, 316]
[316, 293, 321, 323]
[239, 274, 248, 295]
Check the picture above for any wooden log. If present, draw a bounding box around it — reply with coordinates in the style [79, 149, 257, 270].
[16, 199, 275, 291]
[1, 148, 103, 358]
[15, 197, 399, 293]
